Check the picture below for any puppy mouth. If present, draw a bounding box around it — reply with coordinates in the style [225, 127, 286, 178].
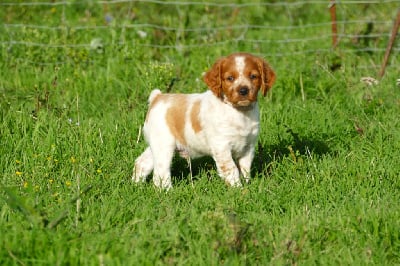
[232, 100, 256, 111]
[236, 100, 252, 107]
[222, 92, 257, 110]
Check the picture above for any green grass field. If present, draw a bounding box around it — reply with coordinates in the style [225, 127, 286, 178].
[1, 1, 400, 265]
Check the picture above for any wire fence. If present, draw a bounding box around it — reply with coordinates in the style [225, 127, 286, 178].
[0, 0, 399, 74]
[0, 0, 399, 7]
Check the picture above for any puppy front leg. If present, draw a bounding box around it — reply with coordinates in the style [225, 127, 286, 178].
[238, 147, 255, 184]
[213, 151, 242, 187]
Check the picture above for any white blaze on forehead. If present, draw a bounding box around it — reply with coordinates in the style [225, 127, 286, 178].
[234, 56, 250, 86]
[235, 56, 245, 76]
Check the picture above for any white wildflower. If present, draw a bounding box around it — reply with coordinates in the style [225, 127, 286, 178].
[360, 77, 378, 86]
[137, 30, 147, 39]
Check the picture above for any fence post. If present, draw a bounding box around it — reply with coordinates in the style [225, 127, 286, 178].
[329, 0, 338, 49]
[379, 9, 400, 78]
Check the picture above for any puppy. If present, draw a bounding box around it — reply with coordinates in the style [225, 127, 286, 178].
[133, 52, 276, 189]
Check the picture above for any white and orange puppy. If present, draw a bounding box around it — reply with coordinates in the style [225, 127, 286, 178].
[133, 52, 276, 189]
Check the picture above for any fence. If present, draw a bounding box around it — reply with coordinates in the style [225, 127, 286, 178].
[1, 0, 399, 75]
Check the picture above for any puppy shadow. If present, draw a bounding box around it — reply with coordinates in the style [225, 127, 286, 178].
[171, 156, 215, 183]
[252, 127, 332, 176]
[170, 128, 332, 183]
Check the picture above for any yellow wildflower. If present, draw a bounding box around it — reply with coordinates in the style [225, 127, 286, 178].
[16, 171, 23, 176]
[96, 169, 102, 174]
[66, 181, 72, 186]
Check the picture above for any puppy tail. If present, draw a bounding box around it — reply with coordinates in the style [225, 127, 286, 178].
[148, 89, 162, 104]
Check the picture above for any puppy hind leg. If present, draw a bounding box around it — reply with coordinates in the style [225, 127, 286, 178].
[152, 144, 175, 190]
[133, 147, 154, 183]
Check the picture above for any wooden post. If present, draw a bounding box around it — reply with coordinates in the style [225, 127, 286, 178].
[329, 0, 338, 49]
[379, 9, 400, 78]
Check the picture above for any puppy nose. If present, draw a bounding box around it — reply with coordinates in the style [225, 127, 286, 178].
[239, 86, 249, 96]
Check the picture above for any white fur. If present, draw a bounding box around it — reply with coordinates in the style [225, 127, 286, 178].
[133, 90, 259, 189]
[235, 56, 252, 89]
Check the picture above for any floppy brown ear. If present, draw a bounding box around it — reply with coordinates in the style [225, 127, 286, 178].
[258, 59, 276, 96]
[203, 58, 223, 98]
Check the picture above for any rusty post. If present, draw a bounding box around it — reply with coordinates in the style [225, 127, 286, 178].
[329, 0, 338, 49]
[379, 9, 400, 78]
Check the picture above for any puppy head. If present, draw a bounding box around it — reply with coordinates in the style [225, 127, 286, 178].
[203, 52, 276, 108]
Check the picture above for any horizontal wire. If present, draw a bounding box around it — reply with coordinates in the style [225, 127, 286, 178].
[1, 0, 399, 7]
[1, 32, 393, 48]
[6, 47, 399, 67]
[2, 20, 394, 32]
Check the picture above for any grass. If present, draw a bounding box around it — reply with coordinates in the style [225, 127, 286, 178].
[1, 0, 400, 265]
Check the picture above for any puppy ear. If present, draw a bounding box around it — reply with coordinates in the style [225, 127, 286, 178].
[258, 59, 276, 96]
[203, 58, 223, 98]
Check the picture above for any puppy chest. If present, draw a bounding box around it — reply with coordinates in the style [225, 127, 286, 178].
[231, 131, 257, 153]
[212, 119, 259, 149]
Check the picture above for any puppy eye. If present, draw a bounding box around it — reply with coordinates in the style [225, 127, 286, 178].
[227, 76, 234, 81]
[250, 74, 258, 80]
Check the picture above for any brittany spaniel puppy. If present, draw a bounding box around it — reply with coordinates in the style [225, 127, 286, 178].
[133, 52, 276, 189]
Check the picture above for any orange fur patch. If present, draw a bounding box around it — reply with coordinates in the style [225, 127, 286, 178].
[190, 100, 202, 133]
[165, 95, 188, 145]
